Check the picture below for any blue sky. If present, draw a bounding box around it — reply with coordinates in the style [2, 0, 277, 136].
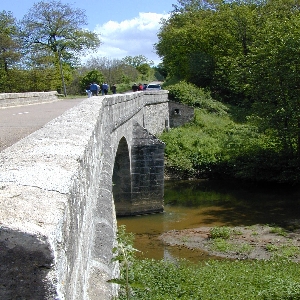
[1, 0, 176, 65]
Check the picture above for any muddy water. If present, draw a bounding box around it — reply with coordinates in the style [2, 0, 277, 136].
[117, 179, 300, 262]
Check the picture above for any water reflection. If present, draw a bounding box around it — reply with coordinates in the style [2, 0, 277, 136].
[117, 179, 300, 262]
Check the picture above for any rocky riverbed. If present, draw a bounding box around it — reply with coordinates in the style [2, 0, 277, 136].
[159, 223, 300, 261]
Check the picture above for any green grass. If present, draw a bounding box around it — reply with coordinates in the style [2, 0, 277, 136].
[209, 226, 232, 239]
[114, 225, 300, 300]
[266, 243, 300, 259]
[210, 237, 235, 252]
[269, 226, 288, 237]
[160, 81, 300, 184]
[116, 258, 300, 300]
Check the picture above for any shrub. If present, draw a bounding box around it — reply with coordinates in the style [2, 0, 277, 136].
[209, 226, 232, 239]
[166, 81, 228, 115]
[160, 81, 300, 184]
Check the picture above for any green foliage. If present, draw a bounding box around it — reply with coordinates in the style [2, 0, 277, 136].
[265, 243, 300, 260]
[109, 225, 140, 300]
[122, 55, 154, 68]
[209, 226, 231, 239]
[117, 258, 300, 300]
[20, 0, 101, 95]
[82, 56, 143, 87]
[0, 11, 21, 72]
[80, 70, 104, 92]
[269, 226, 288, 237]
[210, 238, 234, 252]
[166, 80, 228, 114]
[20, 1, 100, 57]
[114, 225, 300, 300]
[0, 11, 22, 92]
[160, 80, 300, 184]
[157, 0, 300, 155]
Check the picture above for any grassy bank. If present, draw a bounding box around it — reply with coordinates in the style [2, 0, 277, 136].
[114, 226, 300, 300]
[118, 258, 300, 300]
[159, 81, 300, 184]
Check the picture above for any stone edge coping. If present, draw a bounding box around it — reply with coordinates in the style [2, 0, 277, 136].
[0, 91, 170, 237]
[0, 96, 105, 237]
[0, 91, 59, 108]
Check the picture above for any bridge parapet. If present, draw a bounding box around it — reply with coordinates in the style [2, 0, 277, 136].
[0, 91, 59, 108]
[0, 91, 169, 299]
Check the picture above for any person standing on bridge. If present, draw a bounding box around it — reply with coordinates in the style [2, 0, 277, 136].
[102, 82, 109, 95]
[90, 82, 99, 96]
[86, 83, 92, 98]
[132, 83, 138, 92]
[111, 84, 117, 94]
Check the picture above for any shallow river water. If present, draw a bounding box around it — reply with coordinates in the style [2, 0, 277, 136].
[117, 179, 300, 262]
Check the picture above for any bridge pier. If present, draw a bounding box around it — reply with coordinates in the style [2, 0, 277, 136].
[113, 122, 165, 216]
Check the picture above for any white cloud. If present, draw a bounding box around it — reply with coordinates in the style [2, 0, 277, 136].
[84, 12, 169, 65]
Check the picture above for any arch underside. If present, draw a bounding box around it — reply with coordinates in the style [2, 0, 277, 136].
[112, 122, 165, 216]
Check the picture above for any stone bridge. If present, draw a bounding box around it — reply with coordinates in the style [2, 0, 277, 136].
[0, 91, 194, 299]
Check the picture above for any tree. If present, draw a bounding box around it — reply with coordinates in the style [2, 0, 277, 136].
[172, 0, 223, 13]
[82, 56, 140, 85]
[20, 0, 101, 96]
[80, 70, 104, 93]
[0, 11, 22, 92]
[122, 55, 154, 68]
[247, 2, 300, 156]
[154, 63, 168, 80]
[155, 9, 216, 85]
[156, 1, 258, 101]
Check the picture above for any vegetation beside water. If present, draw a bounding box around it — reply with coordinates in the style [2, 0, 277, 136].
[155, 0, 300, 185]
[119, 258, 300, 300]
[114, 226, 300, 300]
[159, 81, 300, 184]
[112, 1, 300, 298]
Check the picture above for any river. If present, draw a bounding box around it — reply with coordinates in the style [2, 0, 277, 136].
[117, 179, 300, 262]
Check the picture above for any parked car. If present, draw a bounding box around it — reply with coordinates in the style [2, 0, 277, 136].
[146, 84, 161, 90]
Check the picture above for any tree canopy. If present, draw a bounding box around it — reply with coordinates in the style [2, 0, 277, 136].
[0, 11, 22, 91]
[156, 0, 300, 156]
[20, 0, 101, 95]
[21, 1, 100, 58]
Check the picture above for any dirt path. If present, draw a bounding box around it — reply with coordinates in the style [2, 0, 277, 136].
[159, 224, 300, 261]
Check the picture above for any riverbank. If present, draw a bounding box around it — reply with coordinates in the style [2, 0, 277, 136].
[159, 223, 300, 261]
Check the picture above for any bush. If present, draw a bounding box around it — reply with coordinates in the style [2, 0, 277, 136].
[160, 81, 300, 184]
[209, 226, 232, 239]
[166, 81, 228, 115]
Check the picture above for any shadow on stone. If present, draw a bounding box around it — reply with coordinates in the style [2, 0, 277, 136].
[0, 228, 56, 300]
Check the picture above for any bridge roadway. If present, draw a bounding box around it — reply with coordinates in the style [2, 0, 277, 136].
[0, 97, 85, 152]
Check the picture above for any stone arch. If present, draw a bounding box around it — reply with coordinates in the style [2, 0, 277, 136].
[112, 136, 131, 216]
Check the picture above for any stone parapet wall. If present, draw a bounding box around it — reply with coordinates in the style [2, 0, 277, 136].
[0, 91, 169, 299]
[0, 96, 116, 299]
[0, 91, 58, 108]
[108, 90, 169, 135]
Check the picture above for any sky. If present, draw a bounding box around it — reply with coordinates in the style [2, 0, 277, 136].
[1, 0, 177, 65]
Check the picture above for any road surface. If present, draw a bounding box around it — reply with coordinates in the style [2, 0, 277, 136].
[0, 98, 85, 152]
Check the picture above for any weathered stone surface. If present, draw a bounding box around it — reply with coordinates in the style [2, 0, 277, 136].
[168, 100, 194, 128]
[0, 90, 172, 299]
[0, 91, 59, 108]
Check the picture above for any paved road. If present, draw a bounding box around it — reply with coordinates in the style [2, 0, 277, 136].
[0, 98, 86, 152]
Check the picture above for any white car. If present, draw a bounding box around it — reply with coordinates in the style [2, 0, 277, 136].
[146, 84, 161, 90]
